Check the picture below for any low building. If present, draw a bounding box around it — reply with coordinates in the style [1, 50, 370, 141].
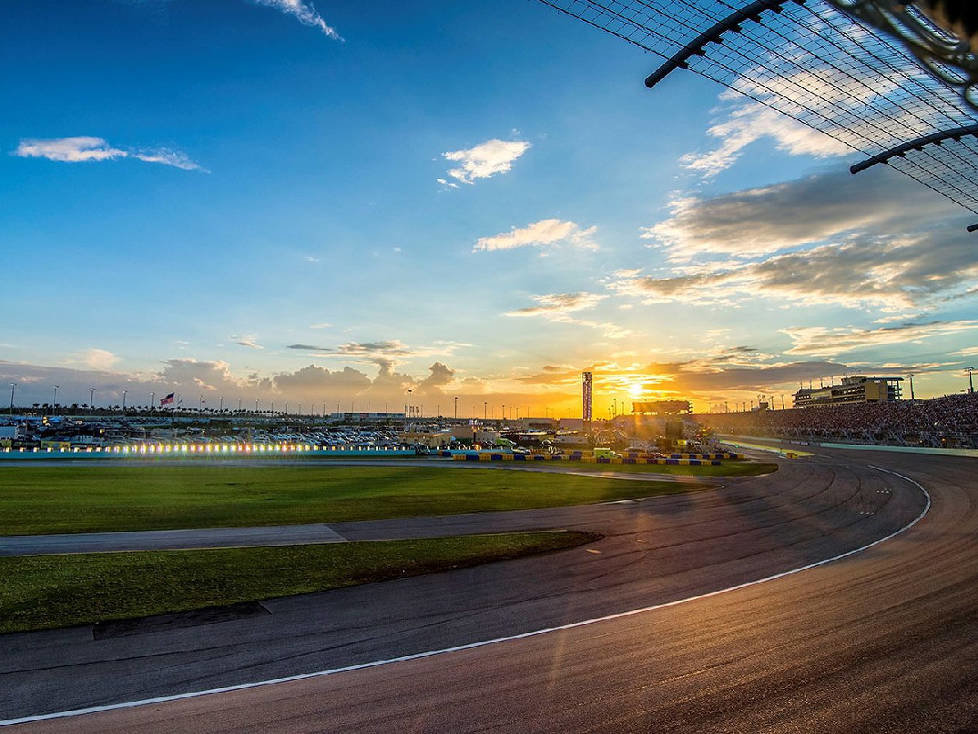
[400, 431, 453, 449]
[451, 424, 500, 444]
[517, 417, 557, 431]
[793, 376, 903, 408]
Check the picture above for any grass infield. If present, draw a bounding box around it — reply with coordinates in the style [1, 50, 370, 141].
[0, 465, 713, 535]
[0, 531, 598, 634]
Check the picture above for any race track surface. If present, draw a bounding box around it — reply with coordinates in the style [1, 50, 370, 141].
[2, 448, 975, 732]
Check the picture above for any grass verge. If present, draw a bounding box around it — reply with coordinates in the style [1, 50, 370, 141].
[0, 466, 709, 535]
[0, 531, 598, 634]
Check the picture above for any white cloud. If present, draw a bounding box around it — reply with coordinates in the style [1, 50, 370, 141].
[782, 322, 978, 357]
[611, 229, 978, 312]
[252, 0, 342, 40]
[640, 168, 960, 261]
[620, 168, 978, 312]
[68, 348, 120, 370]
[505, 292, 607, 317]
[442, 139, 530, 184]
[504, 292, 628, 339]
[474, 219, 597, 253]
[14, 137, 204, 171]
[309, 322, 332, 329]
[232, 335, 264, 350]
[681, 102, 848, 178]
[286, 339, 469, 366]
[16, 137, 124, 163]
[131, 148, 205, 171]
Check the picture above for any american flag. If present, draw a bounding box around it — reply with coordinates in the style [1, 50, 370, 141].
[160, 393, 175, 406]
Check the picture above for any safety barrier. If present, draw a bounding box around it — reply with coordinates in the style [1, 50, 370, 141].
[453, 452, 724, 466]
[0, 444, 414, 460]
[624, 451, 740, 460]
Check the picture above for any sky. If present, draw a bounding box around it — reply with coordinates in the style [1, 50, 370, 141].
[2, 0, 977, 417]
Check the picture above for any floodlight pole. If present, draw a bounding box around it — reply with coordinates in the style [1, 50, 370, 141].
[9, 383, 15, 415]
[967, 367, 976, 394]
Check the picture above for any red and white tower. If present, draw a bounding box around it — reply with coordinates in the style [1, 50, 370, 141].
[582, 371, 593, 429]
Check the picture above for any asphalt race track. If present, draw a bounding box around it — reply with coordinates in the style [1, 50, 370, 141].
[2, 447, 976, 732]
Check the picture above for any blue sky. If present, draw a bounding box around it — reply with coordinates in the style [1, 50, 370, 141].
[2, 0, 977, 415]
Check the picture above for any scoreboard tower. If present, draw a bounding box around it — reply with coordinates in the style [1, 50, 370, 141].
[582, 371, 593, 432]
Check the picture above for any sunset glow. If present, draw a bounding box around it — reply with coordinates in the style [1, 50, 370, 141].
[1, 2, 976, 417]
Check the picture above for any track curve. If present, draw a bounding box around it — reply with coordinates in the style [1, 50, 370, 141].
[3, 448, 973, 732]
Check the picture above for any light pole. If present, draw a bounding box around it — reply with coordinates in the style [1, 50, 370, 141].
[122, 390, 127, 414]
[967, 366, 976, 394]
[89, 387, 95, 411]
[454, 395, 458, 419]
[907, 373, 915, 401]
[484, 401, 487, 421]
[9, 383, 15, 415]
[150, 392, 155, 413]
[219, 396, 224, 413]
[52, 385, 59, 415]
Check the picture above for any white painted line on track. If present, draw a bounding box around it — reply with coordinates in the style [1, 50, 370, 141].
[0, 468, 931, 727]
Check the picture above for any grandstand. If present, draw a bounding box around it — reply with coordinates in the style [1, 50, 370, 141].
[793, 375, 903, 407]
[696, 392, 978, 448]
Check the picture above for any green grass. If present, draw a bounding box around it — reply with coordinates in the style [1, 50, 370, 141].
[560, 461, 778, 477]
[0, 465, 710, 535]
[0, 531, 598, 634]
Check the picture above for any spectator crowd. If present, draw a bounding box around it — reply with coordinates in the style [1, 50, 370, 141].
[696, 393, 978, 449]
